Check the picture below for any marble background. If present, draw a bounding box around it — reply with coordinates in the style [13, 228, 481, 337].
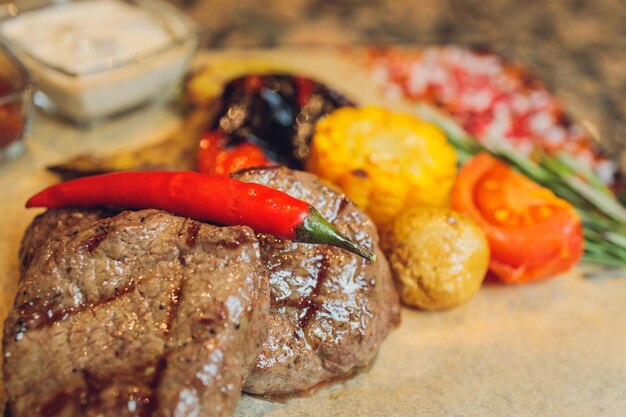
[178, 0, 626, 159]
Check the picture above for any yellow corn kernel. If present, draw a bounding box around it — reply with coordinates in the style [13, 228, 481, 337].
[307, 106, 457, 231]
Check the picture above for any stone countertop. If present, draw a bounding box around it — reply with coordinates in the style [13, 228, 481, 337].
[179, 0, 626, 160]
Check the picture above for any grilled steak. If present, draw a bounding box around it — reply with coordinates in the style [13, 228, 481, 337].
[18, 207, 117, 275]
[14, 166, 400, 400]
[234, 167, 400, 395]
[4, 209, 269, 417]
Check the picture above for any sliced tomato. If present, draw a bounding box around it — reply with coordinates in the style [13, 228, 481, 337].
[197, 131, 274, 176]
[452, 152, 583, 284]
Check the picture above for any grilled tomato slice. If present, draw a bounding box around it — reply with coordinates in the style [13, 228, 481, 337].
[452, 152, 583, 284]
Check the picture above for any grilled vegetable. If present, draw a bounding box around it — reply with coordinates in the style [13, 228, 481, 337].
[420, 103, 626, 271]
[307, 106, 457, 230]
[386, 207, 489, 310]
[47, 73, 352, 179]
[211, 74, 354, 169]
[197, 131, 274, 176]
[363, 46, 618, 184]
[26, 171, 376, 261]
[452, 153, 584, 284]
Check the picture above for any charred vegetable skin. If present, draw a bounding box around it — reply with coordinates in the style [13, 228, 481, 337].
[211, 74, 354, 169]
[47, 74, 352, 178]
[197, 130, 275, 176]
[26, 171, 375, 261]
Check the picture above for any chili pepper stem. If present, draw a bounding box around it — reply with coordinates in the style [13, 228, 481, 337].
[295, 207, 376, 262]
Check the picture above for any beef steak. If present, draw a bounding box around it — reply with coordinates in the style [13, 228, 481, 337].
[4, 209, 269, 417]
[234, 167, 400, 395]
[14, 166, 401, 400]
[18, 207, 117, 275]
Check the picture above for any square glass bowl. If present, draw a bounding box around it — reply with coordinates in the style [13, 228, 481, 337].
[0, 0, 198, 125]
[0, 43, 33, 162]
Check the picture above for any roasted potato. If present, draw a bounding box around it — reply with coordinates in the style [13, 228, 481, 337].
[386, 207, 489, 310]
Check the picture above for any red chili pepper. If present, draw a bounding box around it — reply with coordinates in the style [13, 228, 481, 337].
[197, 131, 273, 176]
[26, 171, 375, 261]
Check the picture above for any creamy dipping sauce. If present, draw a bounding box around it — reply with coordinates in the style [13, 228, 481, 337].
[1, 0, 174, 75]
[0, 0, 196, 122]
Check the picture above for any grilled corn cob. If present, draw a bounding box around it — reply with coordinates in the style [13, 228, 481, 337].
[307, 106, 457, 230]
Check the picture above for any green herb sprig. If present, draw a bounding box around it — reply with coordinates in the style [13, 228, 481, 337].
[415, 104, 626, 270]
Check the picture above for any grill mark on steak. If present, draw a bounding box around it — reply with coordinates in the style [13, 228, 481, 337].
[19, 208, 118, 275]
[185, 222, 201, 248]
[82, 227, 109, 254]
[295, 250, 331, 330]
[210, 227, 256, 251]
[39, 388, 82, 417]
[338, 197, 350, 215]
[147, 274, 186, 414]
[38, 317, 86, 416]
[82, 368, 154, 416]
[82, 370, 102, 410]
[146, 357, 167, 415]
[15, 283, 138, 332]
[29, 288, 160, 417]
[216, 235, 250, 250]
[164, 277, 185, 339]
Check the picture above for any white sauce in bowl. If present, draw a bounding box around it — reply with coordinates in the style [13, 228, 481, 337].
[1, 0, 173, 75]
[0, 0, 197, 122]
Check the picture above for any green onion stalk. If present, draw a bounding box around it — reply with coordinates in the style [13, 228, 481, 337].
[415, 104, 626, 272]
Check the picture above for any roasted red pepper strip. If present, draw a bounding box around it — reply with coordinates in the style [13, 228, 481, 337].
[26, 171, 375, 261]
[197, 131, 274, 176]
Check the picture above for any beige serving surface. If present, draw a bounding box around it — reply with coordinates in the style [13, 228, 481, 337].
[0, 49, 625, 416]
